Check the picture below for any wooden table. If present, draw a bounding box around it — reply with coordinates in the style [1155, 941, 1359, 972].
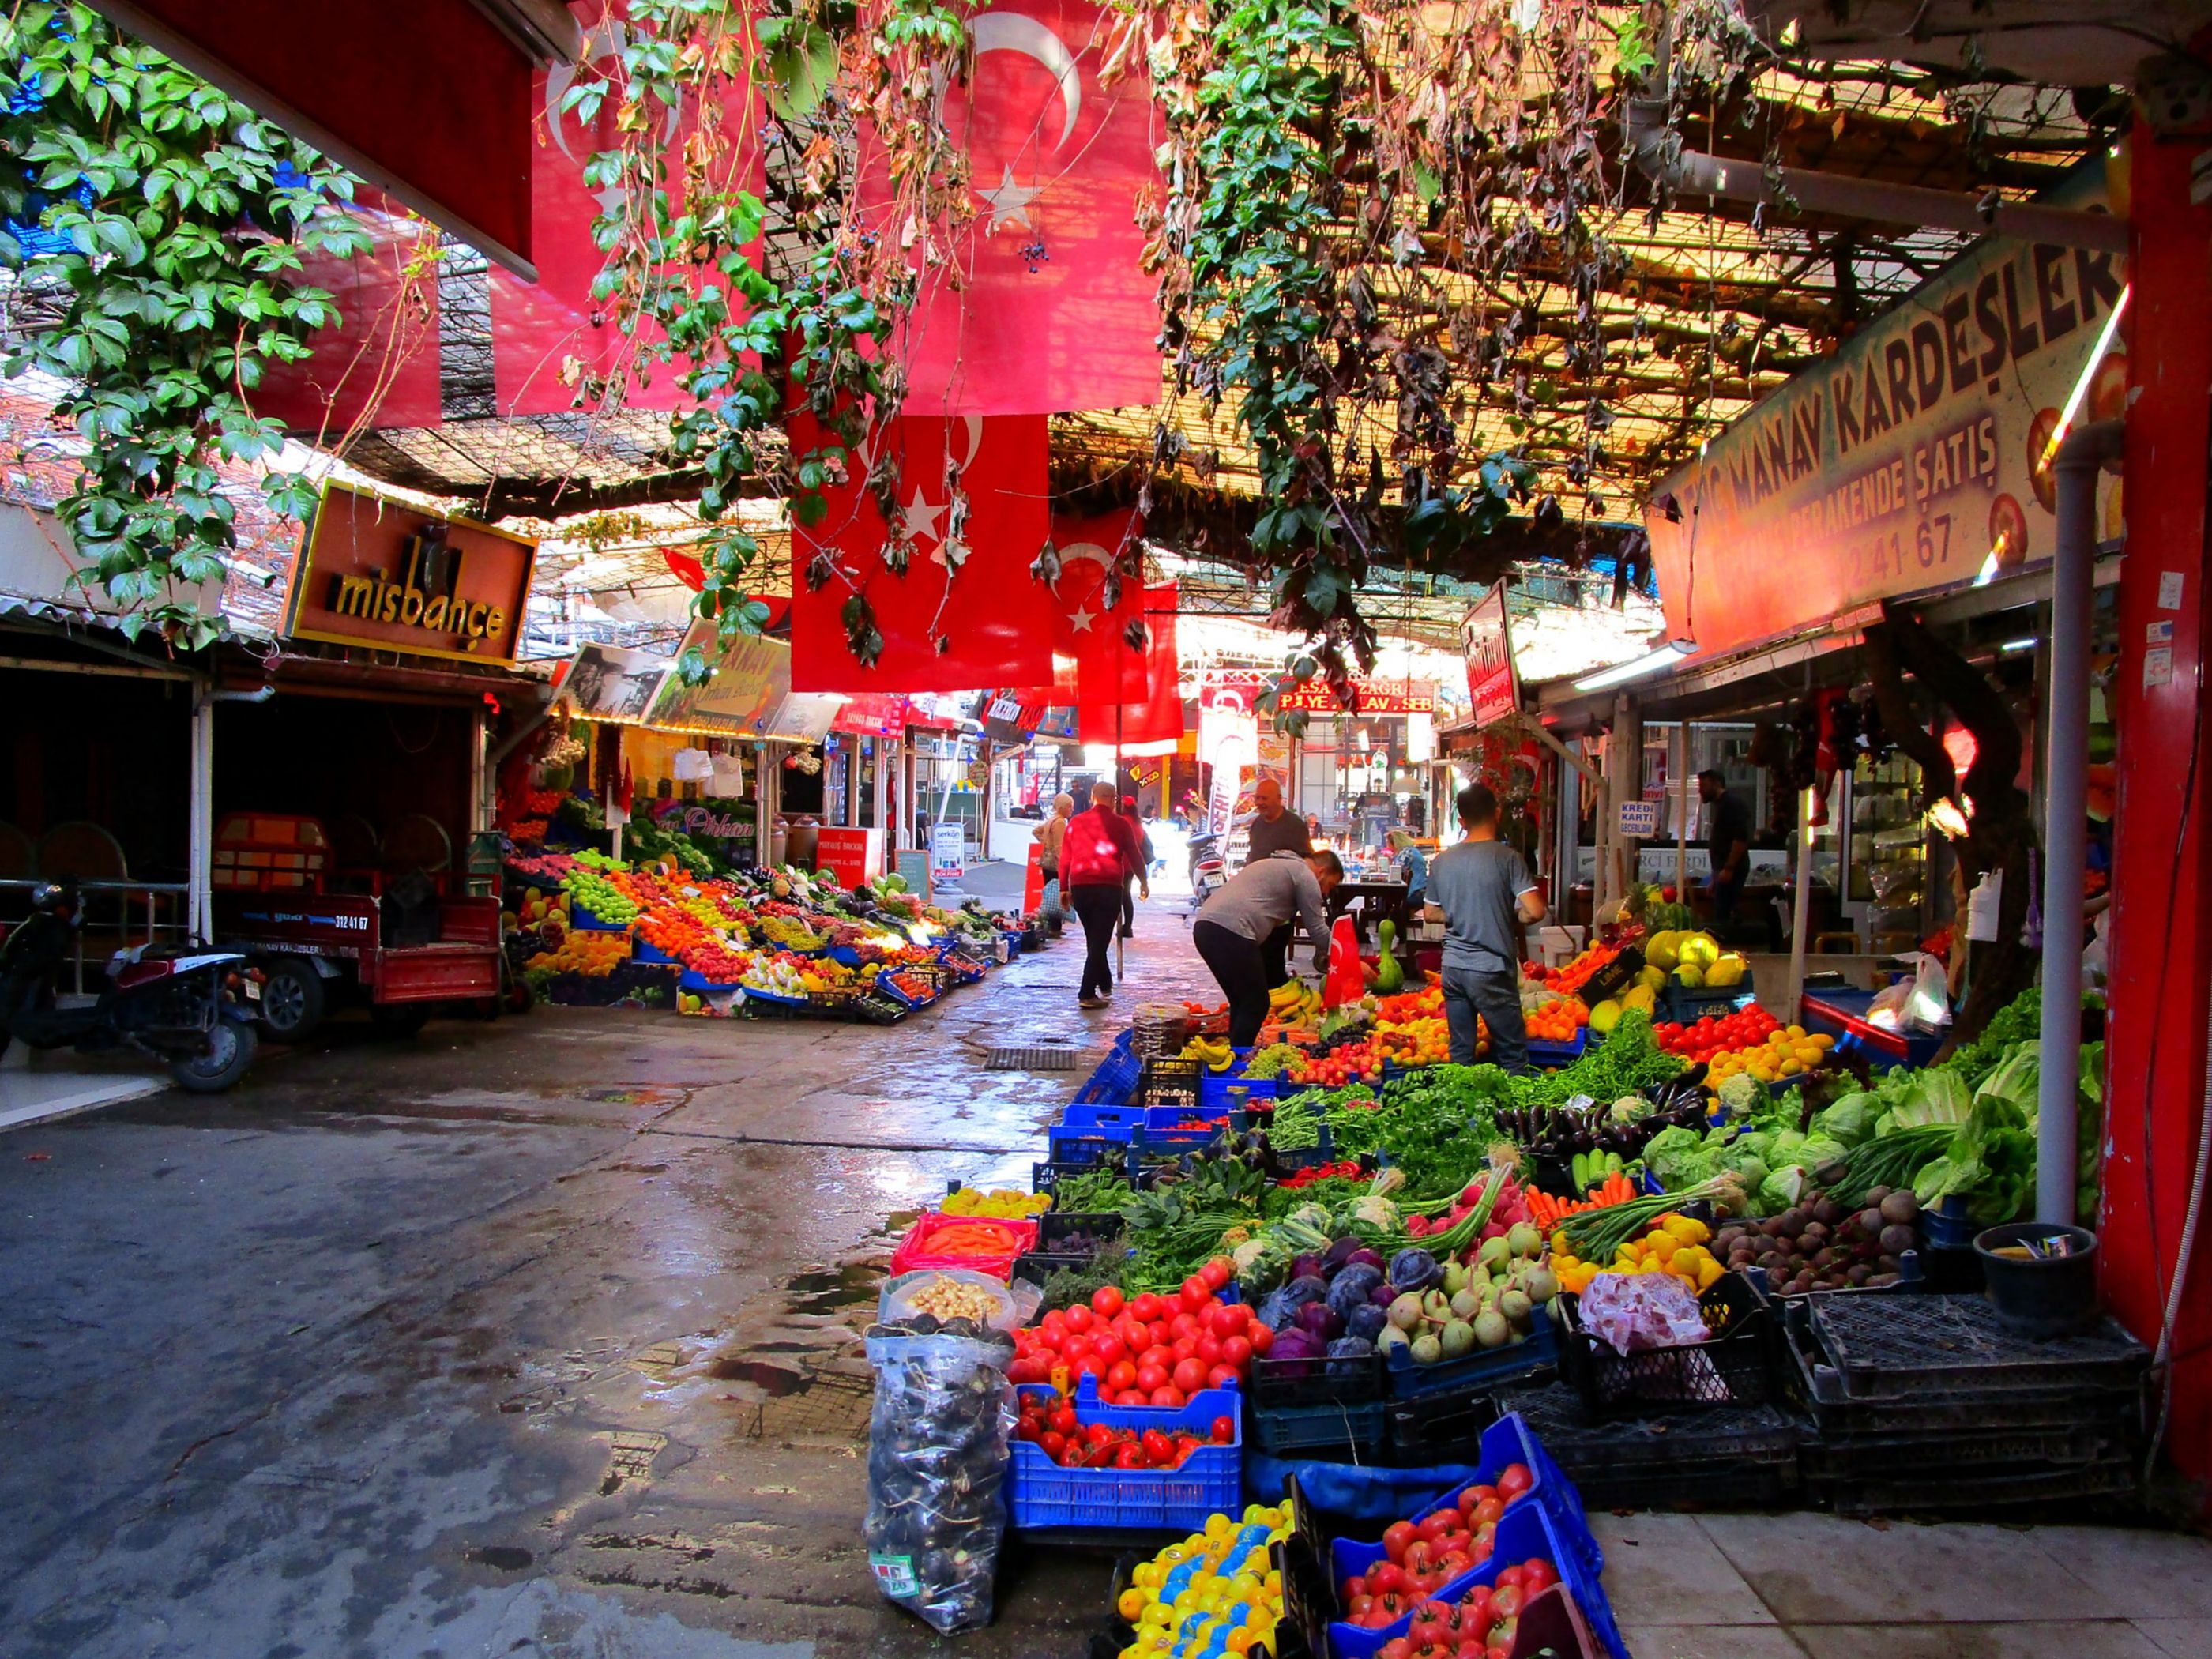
[1326, 879, 1412, 946]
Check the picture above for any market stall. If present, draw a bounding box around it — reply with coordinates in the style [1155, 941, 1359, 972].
[859, 923, 2141, 1650]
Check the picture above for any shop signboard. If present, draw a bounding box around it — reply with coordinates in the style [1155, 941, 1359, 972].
[1646, 172, 2126, 662]
[759, 692, 843, 743]
[1460, 582, 1518, 728]
[817, 826, 884, 886]
[286, 483, 536, 664]
[834, 693, 909, 738]
[559, 643, 667, 720]
[648, 620, 793, 735]
[930, 820, 966, 884]
[1200, 670, 1437, 715]
[978, 687, 1044, 745]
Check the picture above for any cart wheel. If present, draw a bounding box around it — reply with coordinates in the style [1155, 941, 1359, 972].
[171, 1018, 258, 1093]
[370, 1003, 431, 1038]
[502, 970, 536, 1016]
[256, 957, 325, 1044]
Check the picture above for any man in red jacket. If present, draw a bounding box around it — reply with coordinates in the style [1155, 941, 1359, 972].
[1061, 781, 1151, 1008]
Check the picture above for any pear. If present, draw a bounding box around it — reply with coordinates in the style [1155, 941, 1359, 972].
[1421, 1288, 1454, 1324]
[1477, 1235, 1512, 1271]
[1439, 1319, 1476, 1360]
[1410, 1332, 1443, 1365]
[1388, 1292, 1425, 1332]
[1443, 1261, 1469, 1297]
[1525, 1266, 1560, 1304]
[1473, 1309, 1511, 1349]
[1450, 1288, 1482, 1322]
[1507, 1222, 1544, 1258]
[1499, 1288, 1533, 1326]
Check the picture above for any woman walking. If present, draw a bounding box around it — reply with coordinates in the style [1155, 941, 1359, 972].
[1062, 781, 1150, 1009]
[1036, 792, 1074, 934]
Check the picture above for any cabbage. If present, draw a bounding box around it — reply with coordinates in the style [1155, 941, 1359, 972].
[1326, 1264, 1385, 1322]
[1890, 1068, 1973, 1130]
[1758, 1165, 1808, 1213]
[1644, 1127, 1714, 1191]
[1732, 1130, 1774, 1163]
[1974, 1045, 2040, 1128]
[1769, 1129, 1808, 1162]
[1814, 1093, 1879, 1149]
[1796, 1134, 1850, 1170]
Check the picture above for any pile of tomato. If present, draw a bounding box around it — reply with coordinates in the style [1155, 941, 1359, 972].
[1289, 1040, 1386, 1087]
[1657, 1004, 1780, 1060]
[1006, 1259, 1266, 1407]
[1367, 1557, 1558, 1659]
[1337, 1465, 1537, 1626]
[1014, 1389, 1236, 1470]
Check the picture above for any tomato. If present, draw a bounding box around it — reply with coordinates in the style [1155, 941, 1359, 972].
[1410, 1615, 1451, 1649]
[1485, 1643, 1511, 1659]
[1493, 1566, 1522, 1593]
[1347, 1594, 1375, 1620]
[1054, 1440, 1085, 1467]
[1200, 1257, 1232, 1291]
[1488, 1585, 1522, 1618]
[1006, 1356, 1047, 1386]
[1402, 1539, 1435, 1576]
[1105, 1360, 1138, 1393]
[1416, 1511, 1457, 1544]
[1179, 1277, 1211, 1313]
[1195, 1334, 1223, 1365]
[1083, 1420, 1114, 1446]
[1129, 1292, 1164, 1323]
[1140, 1428, 1175, 1463]
[1469, 1495, 1504, 1528]
[1071, 1355, 1104, 1381]
[1048, 1405, 1078, 1436]
[1168, 1311, 1202, 1341]
[1037, 1428, 1067, 1458]
[1138, 1345, 1174, 1371]
[1343, 1576, 1368, 1603]
[1458, 1586, 1492, 1627]
[1091, 1333, 1127, 1367]
[1115, 1389, 1149, 1406]
[1206, 1304, 1245, 1340]
[1435, 1550, 1472, 1578]
[1149, 1385, 1186, 1409]
[1247, 1322, 1275, 1356]
[1063, 1304, 1094, 1335]
[1062, 1334, 1094, 1363]
[1381, 1523, 1416, 1565]
[1372, 1590, 1409, 1620]
[1454, 1485, 1482, 1515]
[1090, 1285, 1125, 1320]
[1496, 1462, 1534, 1500]
[1220, 1334, 1253, 1369]
[1134, 1363, 1169, 1394]
[1520, 1559, 1556, 1594]
[1206, 1363, 1240, 1390]
[1210, 1415, 1234, 1443]
[1113, 1443, 1149, 1469]
[1170, 1337, 1198, 1365]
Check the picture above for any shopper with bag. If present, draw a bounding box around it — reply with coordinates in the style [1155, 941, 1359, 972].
[1035, 792, 1074, 934]
[1062, 781, 1149, 1009]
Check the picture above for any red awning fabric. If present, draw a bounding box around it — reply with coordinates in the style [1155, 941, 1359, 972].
[107, 0, 538, 273]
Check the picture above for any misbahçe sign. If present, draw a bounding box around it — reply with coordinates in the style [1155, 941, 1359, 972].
[1460, 581, 1518, 728]
[287, 483, 536, 663]
[1646, 173, 2125, 664]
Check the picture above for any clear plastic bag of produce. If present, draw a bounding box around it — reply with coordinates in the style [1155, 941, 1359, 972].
[863, 1332, 1017, 1635]
[1578, 1270, 1709, 1354]
[877, 1269, 1039, 1334]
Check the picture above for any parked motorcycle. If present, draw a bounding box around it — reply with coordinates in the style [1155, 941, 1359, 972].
[0, 880, 261, 1093]
[1188, 831, 1226, 907]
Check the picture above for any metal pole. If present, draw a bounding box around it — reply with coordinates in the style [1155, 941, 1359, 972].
[1674, 723, 1691, 901]
[1788, 785, 1815, 1023]
[2038, 419, 2124, 1224]
[189, 684, 213, 944]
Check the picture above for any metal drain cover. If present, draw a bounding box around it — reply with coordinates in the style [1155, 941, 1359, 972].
[985, 1044, 1081, 1070]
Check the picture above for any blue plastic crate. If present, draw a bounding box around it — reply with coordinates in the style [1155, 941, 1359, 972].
[1658, 974, 1758, 1024]
[1009, 1375, 1242, 1531]
[629, 937, 673, 964]
[1072, 1031, 1143, 1108]
[1328, 1412, 1600, 1597]
[1525, 1029, 1589, 1067]
[1925, 1195, 1976, 1250]
[826, 944, 863, 968]
[1384, 1313, 1560, 1400]
[1130, 1119, 1224, 1158]
[1143, 1100, 1224, 1131]
[1059, 1101, 1149, 1140]
[1047, 1127, 1123, 1165]
[1201, 1052, 1288, 1115]
[1800, 985, 1944, 1071]
[570, 901, 631, 933]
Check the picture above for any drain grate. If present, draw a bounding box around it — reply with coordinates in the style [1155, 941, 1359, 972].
[985, 1044, 1081, 1071]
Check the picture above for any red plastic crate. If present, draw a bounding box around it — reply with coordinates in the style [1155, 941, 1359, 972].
[886, 1212, 1038, 1280]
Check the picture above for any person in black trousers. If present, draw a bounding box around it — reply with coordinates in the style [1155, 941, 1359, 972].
[1192, 850, 1342, 1047]
[1062, 781, 1149, 1007]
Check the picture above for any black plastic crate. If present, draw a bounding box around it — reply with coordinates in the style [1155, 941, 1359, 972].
[1033, 1157, 1128, 1196]
[1250, 1398, 1388, 1462]
[1037, 1210, 1127, 1254]
[1559, 1271, 1774, 1418]
[1495, 1379, 1800, 1509]
[1249, 1346, 1384, 1409]
[1807, 1292, 2151, 1401]
[1382, 1385, 1503, 1467]
[1806, 1450, 2141, 1518]
[1139, 1055, 1203, 1108]
[1799, 1420, 2123, 1484]
[1575, 1459, 1799, 1510]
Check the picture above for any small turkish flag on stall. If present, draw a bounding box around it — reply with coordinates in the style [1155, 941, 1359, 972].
[788, 411, 1058, 692]
[873, 0, 1162, 416]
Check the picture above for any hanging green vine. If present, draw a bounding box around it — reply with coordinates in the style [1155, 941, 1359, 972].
[0, 2, 371, 647]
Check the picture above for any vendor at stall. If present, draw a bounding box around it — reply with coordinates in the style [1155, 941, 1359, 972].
[1243, 777, 1312, 985]
[1424, 782, 1544, 1073]
[1193, 849, 1344, 1046]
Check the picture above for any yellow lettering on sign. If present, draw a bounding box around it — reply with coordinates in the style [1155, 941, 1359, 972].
[333, 574, 378, 618]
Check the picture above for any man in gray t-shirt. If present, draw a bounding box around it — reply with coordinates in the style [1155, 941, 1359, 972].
[1424, 782, 1546, 1071]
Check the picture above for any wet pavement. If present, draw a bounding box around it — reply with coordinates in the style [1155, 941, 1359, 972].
[0, 894, 1215, 1659]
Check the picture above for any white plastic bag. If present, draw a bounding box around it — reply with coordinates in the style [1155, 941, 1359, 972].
[1579, 1271, 1710, 1355]
[878, 1269, 1039, 1334]
[1867, 951, 1950, 1034]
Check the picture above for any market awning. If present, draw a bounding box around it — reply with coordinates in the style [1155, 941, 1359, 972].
[86, 0, 574, 278]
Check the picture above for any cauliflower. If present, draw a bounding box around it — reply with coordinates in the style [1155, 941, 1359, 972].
[1609, 1095, 1650, 1124]
[1717, 1072, 1762, 1119]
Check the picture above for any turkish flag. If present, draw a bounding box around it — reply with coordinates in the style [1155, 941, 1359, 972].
[871, 0, 1162, 416]
[248, 203, 443, 436]
[488, 0, 762, 417]
[1042, 509, 1149, 703]
[788, 411, 1057, 691]
[1076, 581, 1181, 745]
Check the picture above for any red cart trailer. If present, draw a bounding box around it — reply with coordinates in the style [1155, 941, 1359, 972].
[209, 813, 505, 1040]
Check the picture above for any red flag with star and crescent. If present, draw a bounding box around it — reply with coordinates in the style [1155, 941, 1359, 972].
[868, 0, 1162, 416]
[788, 411, 1058, 692]
[1040, 510, 1181, 743]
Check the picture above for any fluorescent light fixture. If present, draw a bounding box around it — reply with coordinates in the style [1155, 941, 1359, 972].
[1999, 637, 2037, 653]
[1574, 639, 1698, 693]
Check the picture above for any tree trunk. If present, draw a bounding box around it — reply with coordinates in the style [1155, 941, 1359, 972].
[1862, 608, 2041, 1059]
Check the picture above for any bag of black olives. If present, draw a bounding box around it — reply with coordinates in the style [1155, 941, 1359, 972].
[863, 1325, 1017, 1633]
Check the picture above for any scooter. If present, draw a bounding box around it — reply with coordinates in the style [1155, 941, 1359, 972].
[1188, 832, 1226, 908]
[0, 880, 261, 1093]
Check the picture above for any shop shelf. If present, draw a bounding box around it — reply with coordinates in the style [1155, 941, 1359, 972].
[1382, 1313, 1559, 1400]
[1559, 1271, 1775, 1418]
[1008, 1375, 1241, 1532]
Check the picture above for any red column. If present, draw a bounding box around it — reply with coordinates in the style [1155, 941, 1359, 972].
[2101, 118, 2212, 1499]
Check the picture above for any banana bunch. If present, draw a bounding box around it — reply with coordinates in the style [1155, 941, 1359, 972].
[1267, 980, 1322, 1022]
[1180, 1035, 1237, 1072]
